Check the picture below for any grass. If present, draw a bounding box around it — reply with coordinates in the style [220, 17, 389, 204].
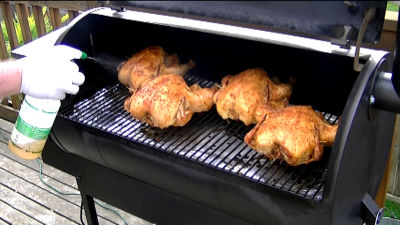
[385, 200, 400, 218]
[387, 2, 399, 12]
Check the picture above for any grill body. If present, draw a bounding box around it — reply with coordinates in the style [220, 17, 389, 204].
[39, 6, 396, 225]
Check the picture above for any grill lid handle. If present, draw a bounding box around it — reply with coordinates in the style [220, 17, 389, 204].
[354, 7, 376, 72]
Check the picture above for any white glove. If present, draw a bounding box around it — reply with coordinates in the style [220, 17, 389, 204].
[20, 45, 86, 100]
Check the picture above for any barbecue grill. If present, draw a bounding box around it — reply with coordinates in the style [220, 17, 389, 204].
[13, 1, 400, 225]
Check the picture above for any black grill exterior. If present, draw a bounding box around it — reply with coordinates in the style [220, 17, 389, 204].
[29, 3, 397, 225]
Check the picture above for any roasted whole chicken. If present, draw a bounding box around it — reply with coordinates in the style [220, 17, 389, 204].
[212, 68, 294, 125]
[244, 105, 338, 166]
[118, 46, 195, 92]
[124, 74, 219, 129]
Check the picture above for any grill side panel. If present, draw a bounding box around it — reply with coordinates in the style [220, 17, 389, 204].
[325, 54, 396, 225]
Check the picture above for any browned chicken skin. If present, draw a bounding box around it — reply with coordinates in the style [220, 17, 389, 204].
[212, 68, 294, 125]
[118, 46, 195, 92]
[244, 105, 338, 166]
[124, 74, 219, 129]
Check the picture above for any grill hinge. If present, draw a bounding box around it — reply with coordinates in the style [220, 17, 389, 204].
[104, 1, 125, 12]
[111, 5, 125, 12]
[330, 25, 354, 50]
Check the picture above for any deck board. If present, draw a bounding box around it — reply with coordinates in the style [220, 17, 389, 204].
[0, 217, 12, 225]
[0, 118, 151, 225]
[0, 182, 75, 225]
[0, 198, 43, 225]
[0, 155, 87, 224]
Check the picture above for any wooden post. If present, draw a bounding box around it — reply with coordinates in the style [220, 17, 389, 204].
[376, 153, 392, 207]
[375, 115, 399, 207]
[388, 116, 400, 196]
[15, 3, 33, 44]
[32, 5, 46, 37]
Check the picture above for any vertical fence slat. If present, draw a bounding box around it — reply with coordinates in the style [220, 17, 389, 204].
[25, 3, 30, 17]
[67, 10, 79, 23]
[0, 25, 9, 60]
[48, 7, 62, 30]
[0, 2, 19, 50]
[73, 10, 80, 18]
[15, 3, 32, 44]
[67, 10, 74, 23]
[32, 5, 46, 37]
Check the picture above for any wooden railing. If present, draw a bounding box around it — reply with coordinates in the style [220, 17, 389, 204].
[0, 1, 102, 122]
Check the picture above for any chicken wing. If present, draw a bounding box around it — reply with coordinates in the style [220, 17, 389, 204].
[244, 105, 338, 166]
[118, 46, 195, 92]
[124, 74, 219, 129]
[212, 68, 294, 125]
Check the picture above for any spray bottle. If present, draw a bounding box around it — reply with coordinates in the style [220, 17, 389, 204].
[8, 50, 87, 160]
[8, 96, 62, 159]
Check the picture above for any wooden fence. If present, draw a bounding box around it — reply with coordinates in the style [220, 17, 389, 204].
[0, 1, 102, 121]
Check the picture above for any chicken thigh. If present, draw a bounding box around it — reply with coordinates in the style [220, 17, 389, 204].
[118, 46, 195, 92]
[244, 105, 338, 166]
[212, 68, 294, 125]
[124, 74, 219, 129]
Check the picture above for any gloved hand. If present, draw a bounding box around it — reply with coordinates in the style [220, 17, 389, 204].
[20, 45, 86, 100]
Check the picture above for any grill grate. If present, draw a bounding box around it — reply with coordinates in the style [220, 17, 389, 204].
[60, 74, 338, 201]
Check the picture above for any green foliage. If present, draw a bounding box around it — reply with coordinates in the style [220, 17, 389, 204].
[43, 6, 70, 33]
[0, 6, 70, 57]
[385, 200, 400, 218]
[44, 6, 53, 33]
[62, 13, 69, 24]
[387, 2, 399, 12]
[0, 21, 11, 57]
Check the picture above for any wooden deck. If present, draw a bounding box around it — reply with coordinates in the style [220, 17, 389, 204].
[0, 118, 151, 225]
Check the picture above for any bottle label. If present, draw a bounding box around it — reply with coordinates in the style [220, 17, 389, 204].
[10, 98, 58, 149]
[14, 116, 51, 140]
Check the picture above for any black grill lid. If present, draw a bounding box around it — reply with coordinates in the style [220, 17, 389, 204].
[103, 1, 387, 44]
